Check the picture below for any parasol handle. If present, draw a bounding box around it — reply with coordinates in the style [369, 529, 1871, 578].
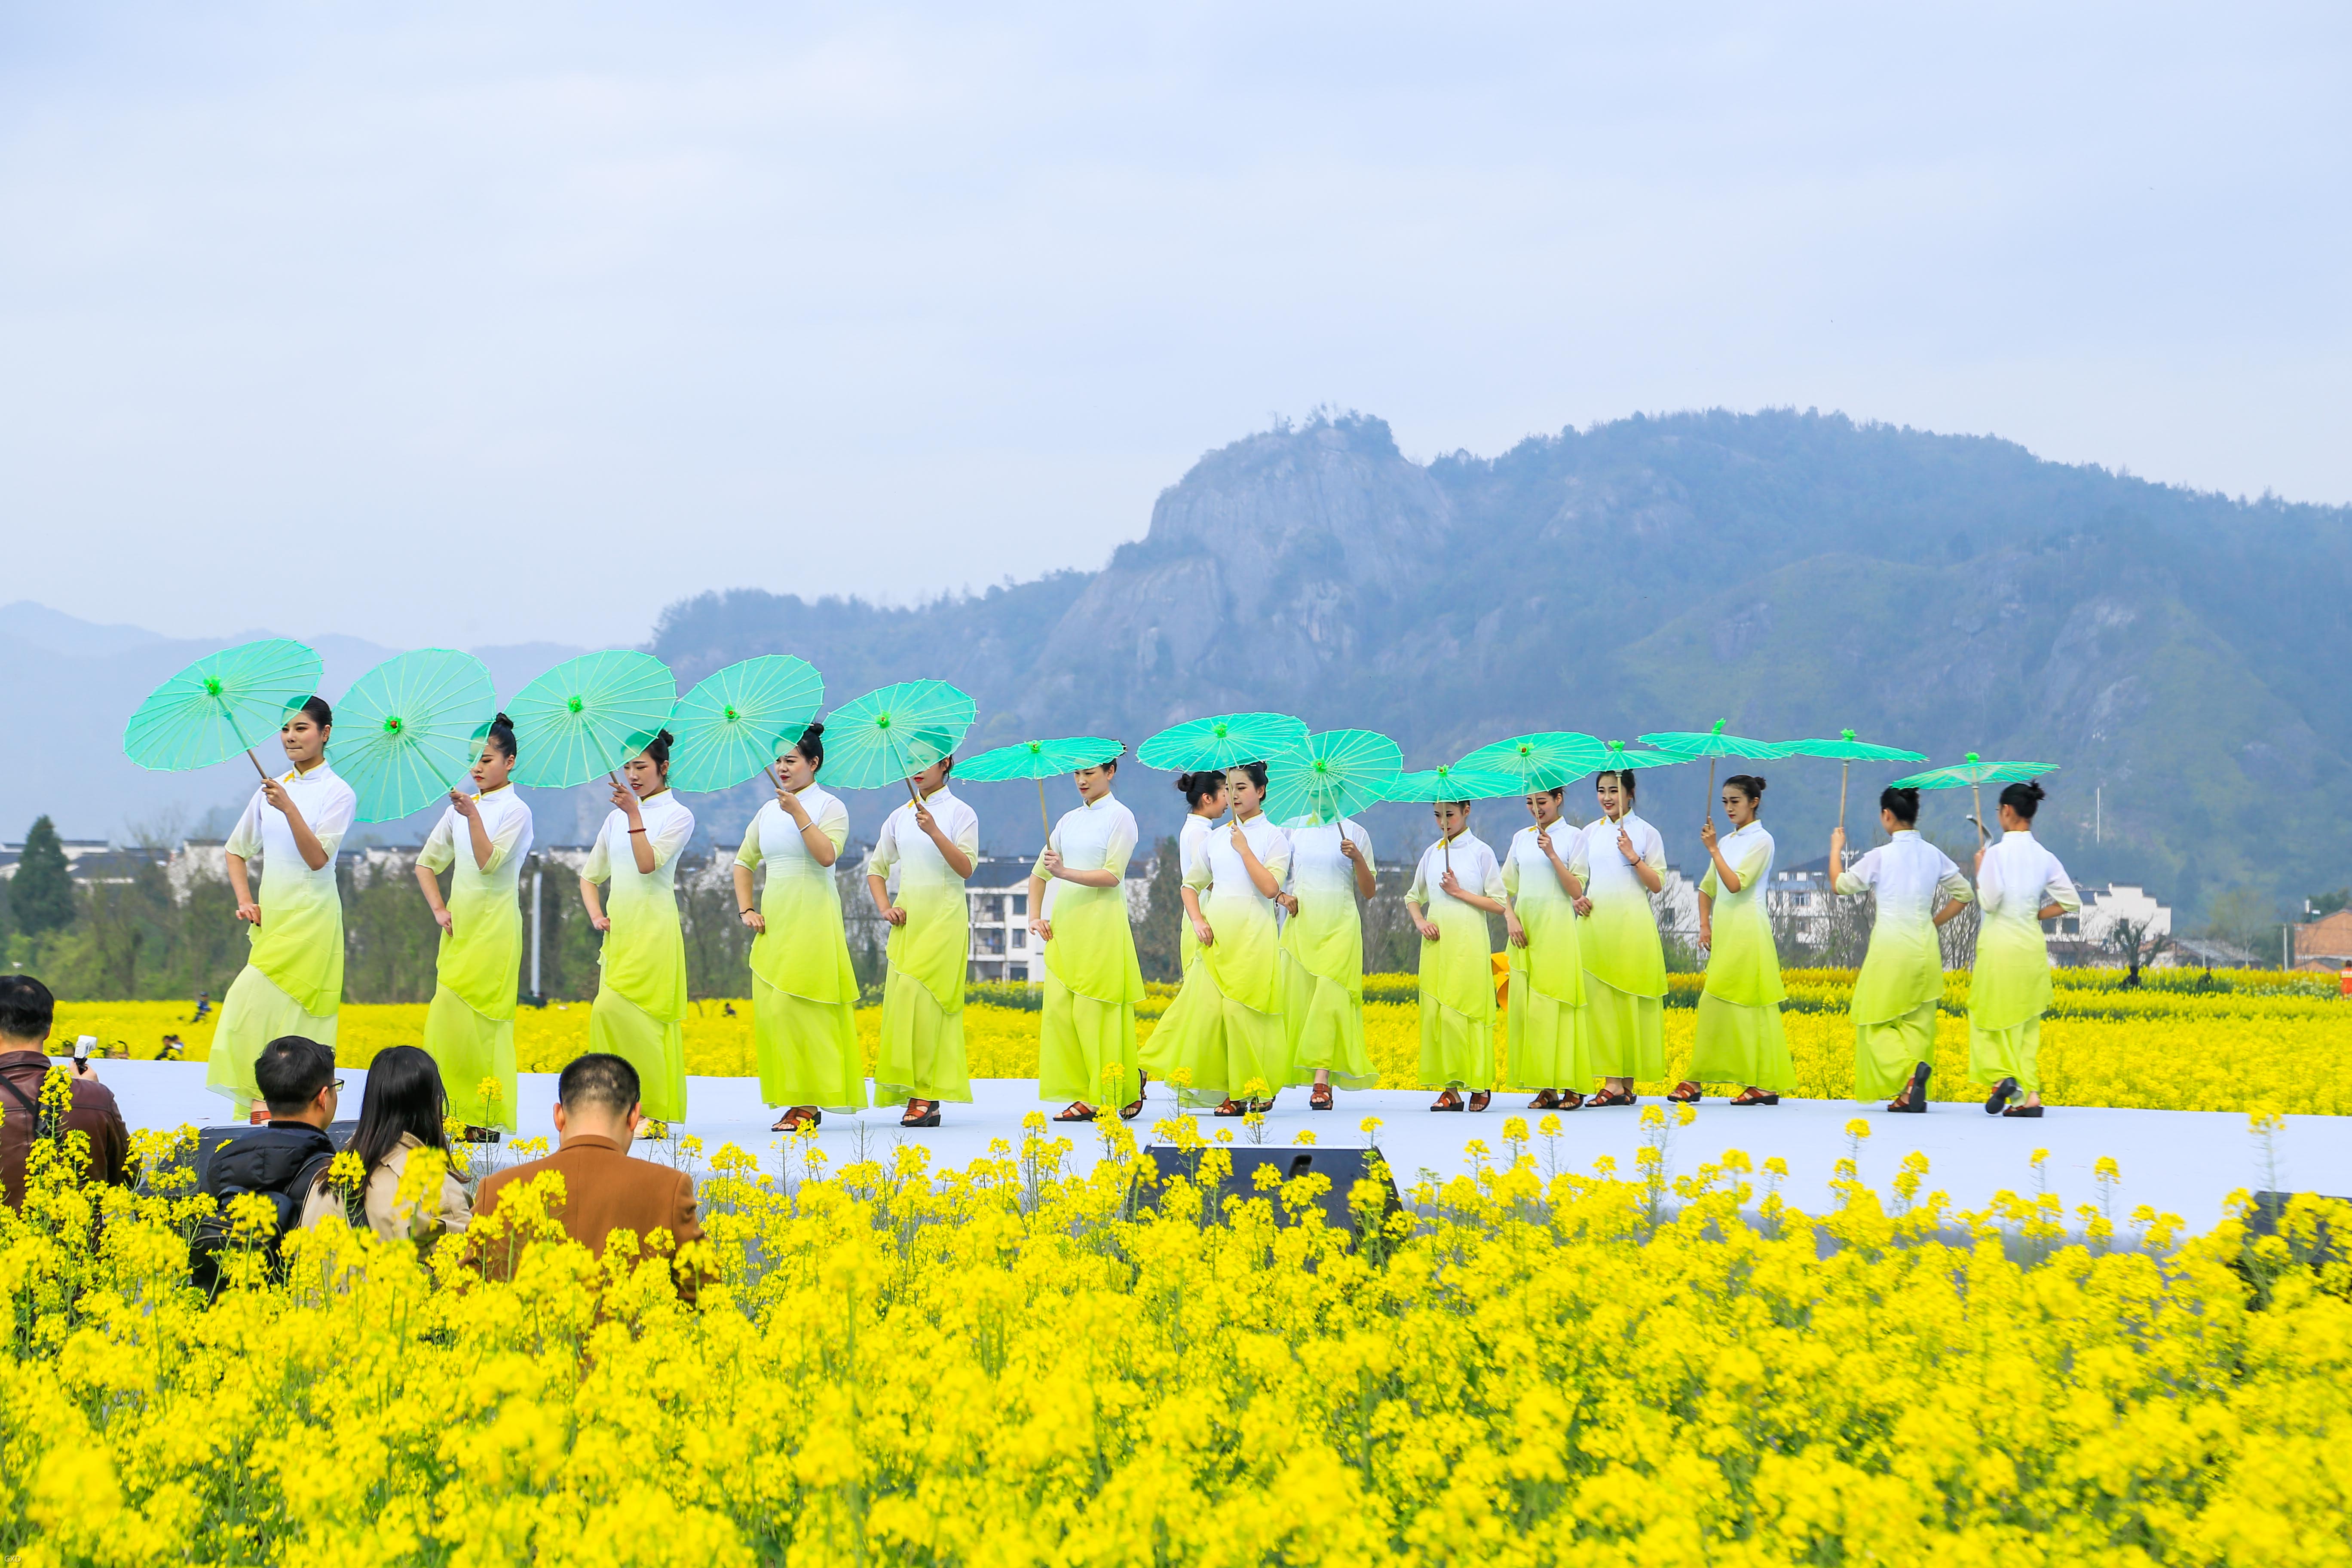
[1838, 761, 1849, 834]
[1973, 781, 1985, 850]
[1705, 758, 1716, 827]
[246, 749, 269, 781]
[1037, 776, 1051, 842]
[218, 701, 272, 782]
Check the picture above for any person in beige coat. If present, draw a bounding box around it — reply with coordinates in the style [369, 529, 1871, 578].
[301, 1045, 472, 1246]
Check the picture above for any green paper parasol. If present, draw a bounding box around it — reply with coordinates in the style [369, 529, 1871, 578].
[1784, 727, 1929, 830]
[1385, 763, 1524, 870]
[1263, 729, 1403, 830]
[1891, 753, 2060, 848]
[667, 655, 825, 794]
[123, 637, 324, 780]
[505, 651, 680, 790]
[1455, 731, 1612, 793]
[958, 736, 1126, 837]
[1136, 711, 1309, 772]
[333, 649, 499, 823]
[822, 680, 977, 800]
[1638, 720, 1792, 827]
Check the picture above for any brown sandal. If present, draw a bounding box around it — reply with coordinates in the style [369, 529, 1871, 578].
[1584, 1089, 1635, 1108]
[1666, 1081, 1703, 1104]
[1730, 1087, 1779, 1106]
[1558, 1091, 1587, 1111]
[1309, 1083, 1334, 1110]
[1430, 1090, 1464, 1112]
[900, 1099, 940, 1128]
[1212, 1099, 1246, 1118]
[774, 1107, 821, 1132]
[1053, 1102, 1097, 1122]
[1467, 1091, 1492, 1113]
[1528, 1090, 1562, 1110]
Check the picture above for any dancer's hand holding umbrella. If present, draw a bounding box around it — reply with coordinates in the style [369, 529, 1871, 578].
[123, 637, 324, 783]
[1893, 753, 2061, 854]
[332, 649, 499, 823]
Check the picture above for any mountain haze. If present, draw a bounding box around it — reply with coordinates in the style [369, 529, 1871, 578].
[655, 410, 2352, 919]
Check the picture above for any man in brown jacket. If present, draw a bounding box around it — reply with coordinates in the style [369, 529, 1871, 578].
[1, 975, 132, 1209]
[471, 1053, 707, 1299]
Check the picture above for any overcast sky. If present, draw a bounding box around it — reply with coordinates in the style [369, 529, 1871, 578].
[4, 2, 2345, 649]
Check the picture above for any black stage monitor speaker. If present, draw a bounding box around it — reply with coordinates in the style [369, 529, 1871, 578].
[1131, 1143, 1402, 1231]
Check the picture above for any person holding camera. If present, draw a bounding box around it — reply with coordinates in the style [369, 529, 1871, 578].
[0, 975, 131, 1209]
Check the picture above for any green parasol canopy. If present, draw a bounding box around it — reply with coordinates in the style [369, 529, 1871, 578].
[1384, 763, 1524, 869]
[958, 736, 1126, 837]
[1136, 711, 1309, 773]
[122, 637, 324, 779]
[1784, 728, 1928, 830]
[505, 651, 680, 790]
[333, 649, 499, 823]
[1892, 753, 2060, 848]
[1262, 729, 1403, 828]
[1455, 731, 1612, 792]
[1594, 739, 1686, 775]
[1638, 720, 1790, 826]
[822, 680, 977, 797]
[667, 655, 825, 794]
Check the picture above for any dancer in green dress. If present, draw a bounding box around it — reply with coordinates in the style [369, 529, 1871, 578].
[865, 757, 979, 1123]
[1141, 761, 1291, 1114]
[1831, 786, 1972, 1112]
[1970, 781, 2080, 1118]
[1677, 774, 1796, 1105]
[1031, 758, 1148, 1122]
[211, 696, 358, 1118]
[734, 723, 867, 1132]
[1567, 769, 1666, 1108]
[1406, 801, 1505, 1112]
[1173, 771, 1228, 979]
[1502, 786, 1592, 1109]
[1278, 813, 1378, 1109]
[579, 729, 694, 1126]
[413, 714, 532, 1135]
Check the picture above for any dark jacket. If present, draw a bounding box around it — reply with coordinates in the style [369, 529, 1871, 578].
[0, 1050, 132, 1208]
[191, 1121, 338, 1292]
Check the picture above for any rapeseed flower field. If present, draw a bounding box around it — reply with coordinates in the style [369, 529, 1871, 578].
[2, 1066, 2347, 1566]
[55, 968, 2352, 1113]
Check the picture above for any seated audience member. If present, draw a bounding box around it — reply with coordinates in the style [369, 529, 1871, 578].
[472, 1053, 706, 1298]
[300, 1044, 471, 1246]
[192, 1035, 341, 1291]
[0, 975, 131, 1208]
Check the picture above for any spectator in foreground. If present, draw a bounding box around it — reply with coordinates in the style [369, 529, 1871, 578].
[192, 1036, 340, 1291]
[300, 1044, 470, 1246]
[0, 975, 131, 1208]
[472, 1053, 705, 1299]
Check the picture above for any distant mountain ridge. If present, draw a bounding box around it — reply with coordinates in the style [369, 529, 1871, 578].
[651, 410, 2352, 919]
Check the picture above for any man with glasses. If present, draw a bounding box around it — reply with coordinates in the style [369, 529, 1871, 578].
[192, 1035, 343, 1292]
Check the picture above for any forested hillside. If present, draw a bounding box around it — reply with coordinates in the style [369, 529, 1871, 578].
[654, 409, 2352, 921]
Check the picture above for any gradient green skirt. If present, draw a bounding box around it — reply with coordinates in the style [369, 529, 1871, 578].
[588, 988, 687, 1122]
[422, 986, 518, 1130]
[1585, 977, 1664, 1081]
[1689, 993, 1797, 1093]
[1968, 1015, 2045, 1095]
[1853, 999, 1938, 1102]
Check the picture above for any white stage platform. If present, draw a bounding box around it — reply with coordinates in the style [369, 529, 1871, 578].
[86, 1060, 2349, 1233]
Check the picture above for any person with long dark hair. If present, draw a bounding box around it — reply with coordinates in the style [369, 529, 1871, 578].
[300, 1044, 470, 1244]
[414, 713, 533, 1136]
[1679, 774, 1796, 1106]
[1970, 781, 2080, 1117]
[735, 723, 867, 1132]
[1567, 769, 1667, 1107]
[579, 729, 695, 1128]
[211, 696, 359, 1121]
[1831, 786, 1972, 1112]
[1140, 760, 1291, 1115]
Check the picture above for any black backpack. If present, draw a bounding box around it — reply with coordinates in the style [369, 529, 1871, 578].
[190, 1125, 337, 1294]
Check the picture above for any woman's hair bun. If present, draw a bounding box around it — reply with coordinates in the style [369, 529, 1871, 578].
[656, 728, 675, 747]
[802, 720, 824, 738]
[491, 710, 513, 729]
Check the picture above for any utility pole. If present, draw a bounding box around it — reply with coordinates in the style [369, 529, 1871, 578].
[2095, 784, 2101, 845]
